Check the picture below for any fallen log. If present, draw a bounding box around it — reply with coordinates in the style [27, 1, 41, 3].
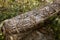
[1, 1, 60, 40]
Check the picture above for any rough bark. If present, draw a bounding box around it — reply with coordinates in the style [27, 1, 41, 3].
[1, 2, 60, 40]
[53, 0, 60, 4]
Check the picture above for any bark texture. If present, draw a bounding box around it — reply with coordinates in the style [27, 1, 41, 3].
[1, 2, 60, 40]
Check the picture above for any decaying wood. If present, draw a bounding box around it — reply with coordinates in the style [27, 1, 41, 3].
[1, 2, 60, 40]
